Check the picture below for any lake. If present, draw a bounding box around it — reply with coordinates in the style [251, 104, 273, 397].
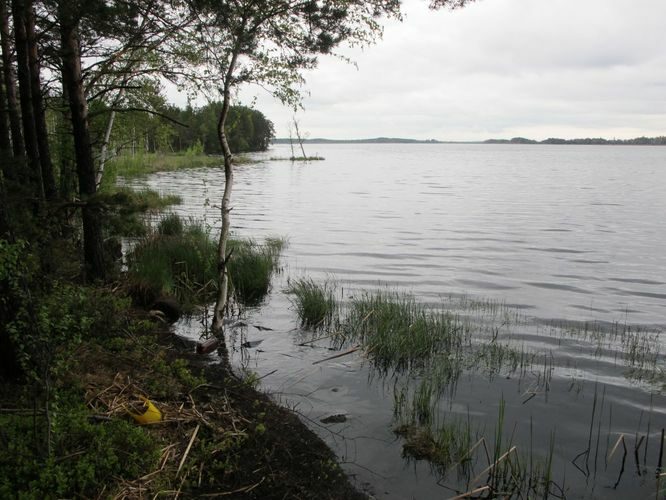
[126, 144, 666, 498]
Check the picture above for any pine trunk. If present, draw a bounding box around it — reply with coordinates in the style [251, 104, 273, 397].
[26, 1, 55, 198]
[0, 0, 23, 161]
[59, 11, 105, 280]
[0, 64, 10, 155]
[11, 0, 42, 197]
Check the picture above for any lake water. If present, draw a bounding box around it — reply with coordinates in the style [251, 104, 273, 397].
[126, 144, 666, 498]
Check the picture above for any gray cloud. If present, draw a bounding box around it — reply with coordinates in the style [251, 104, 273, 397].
[232, 0, 666, 140]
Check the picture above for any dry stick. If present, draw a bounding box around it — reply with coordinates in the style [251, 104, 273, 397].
[645, 393, 654, 467]
[312, 345, 360, 365]
[612, 436, 627, 489]
[594, 385, 607, 479]
[176, 424, 200, 477]
[449, 437, 487, 472]
[658, 428, 665, 473]
[298, 334, 334, 346]
[256, 369, 277, 381]
[608, 434, 625, 461]
[585, 383, 599, 475]
[199, 476, 266, 497]
[470, 446, 517, 488]
[634, 435, 645, 476]
[448, 485, 491, 499]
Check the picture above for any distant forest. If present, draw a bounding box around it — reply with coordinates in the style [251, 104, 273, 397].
[483, 136, 666, 145]
[273, 136, 666, 145]
[98, 100, 275, 156]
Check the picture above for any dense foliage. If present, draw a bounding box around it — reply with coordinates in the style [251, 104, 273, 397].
[165, 103, 275, 154]
[93, 100, 275, 156]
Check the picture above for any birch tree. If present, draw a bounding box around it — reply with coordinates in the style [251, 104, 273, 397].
[186, 0, 403, 364]
[186, 0, 474, 366]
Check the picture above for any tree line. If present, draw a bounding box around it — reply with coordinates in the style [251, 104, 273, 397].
[91, 99, 275, 157]
[484, 136, 666, 145]
[165, 103, 275, 154]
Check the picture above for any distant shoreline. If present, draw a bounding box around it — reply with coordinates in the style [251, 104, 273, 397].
[272, 136, 666, 146]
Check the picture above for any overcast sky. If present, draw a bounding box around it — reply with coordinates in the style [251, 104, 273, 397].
[175, 0, 666, 141]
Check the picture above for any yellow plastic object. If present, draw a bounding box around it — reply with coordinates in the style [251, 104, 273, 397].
[127, 396, 162, 425]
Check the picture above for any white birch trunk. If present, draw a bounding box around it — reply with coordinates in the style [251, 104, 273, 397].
[211, 49, 240, 369]
[96, 108, 116, 187]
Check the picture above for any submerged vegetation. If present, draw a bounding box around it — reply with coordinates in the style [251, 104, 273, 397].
[286, 277, 666, 496]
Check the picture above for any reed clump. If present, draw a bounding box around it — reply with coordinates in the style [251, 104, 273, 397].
[126, 217, 217, 309]
[128, 215, 286, 310]
[341, 291, 465, 371]
[286, 278, 337, 329]
[103, 152, 223, 187]
[228, 237, 287, 307]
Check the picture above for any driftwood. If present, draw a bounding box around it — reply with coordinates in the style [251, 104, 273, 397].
[197, 338, 220, 354]
[312, 346, 360, 365]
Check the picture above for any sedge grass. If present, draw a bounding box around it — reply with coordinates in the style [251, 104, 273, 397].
[126, 218, 217, 309]
[341, 291, 465, 372]
[103, 153, 222, 187]
[127, 218, 286, 310]
[286, 278, 337, 329]
[227, 237, 286, 307]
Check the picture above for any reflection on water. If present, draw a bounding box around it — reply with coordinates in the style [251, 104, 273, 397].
[127, 144, 665, 498]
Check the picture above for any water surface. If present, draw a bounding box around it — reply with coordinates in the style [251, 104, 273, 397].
[126, 144, 665, 498]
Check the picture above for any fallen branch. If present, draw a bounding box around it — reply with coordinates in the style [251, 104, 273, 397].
[448, 485, 491, 499]
[312, 346, 360, 365]
[176, 424, 200, 477]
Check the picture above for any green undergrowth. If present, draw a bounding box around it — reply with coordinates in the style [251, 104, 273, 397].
[0, 243, 163, 497]
[0, 397, 160, 499]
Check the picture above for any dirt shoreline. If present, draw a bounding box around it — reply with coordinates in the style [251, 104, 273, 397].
[85, 316, 369, 499]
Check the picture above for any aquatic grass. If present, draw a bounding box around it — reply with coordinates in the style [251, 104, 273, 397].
[545, 318, 664, 383]
[263, 236, 289, 265]
[128, 219, 286, 309]
[102, 153, 224, 188]
[286, 278, 337, 329]
[157, 212, 184, 236]
[227, 237, 287, 307]
[269, 155, 325, 161]
[126, 219, 217, 308]
[474, 341, 535, 376]
[92, 188, 182, 238]
[341, 291, 466, 372]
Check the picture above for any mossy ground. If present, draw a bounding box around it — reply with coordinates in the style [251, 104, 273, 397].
[1, 296, 365, 499]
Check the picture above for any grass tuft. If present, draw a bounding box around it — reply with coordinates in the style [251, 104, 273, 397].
[286, 278, 337, 329]
[228, 238, 286, 307]
[127, 214, 286, 310]
[341, 291, 465, 372]
[126, 219, 217, 309]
